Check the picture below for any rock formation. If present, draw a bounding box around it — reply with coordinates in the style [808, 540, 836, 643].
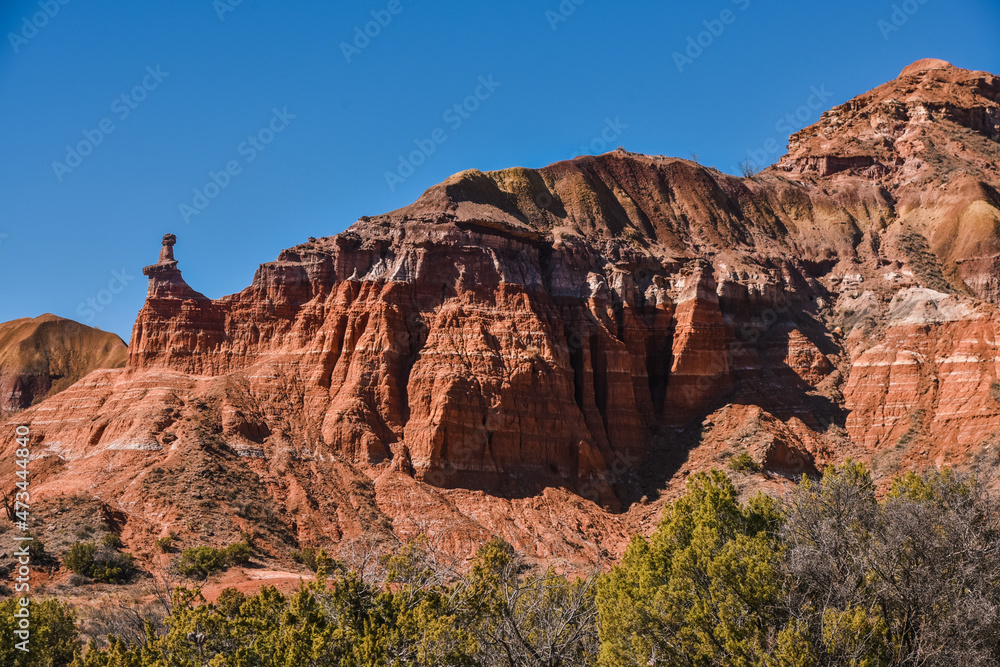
[157, 233, 177, 264]
[2, 59, 1000, 572]
[0, 314, 127, 414]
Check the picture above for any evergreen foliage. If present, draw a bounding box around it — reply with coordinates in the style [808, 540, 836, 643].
[4, 465, 998, 666]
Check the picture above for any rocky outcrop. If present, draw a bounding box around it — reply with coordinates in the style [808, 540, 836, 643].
[843, 288, 1000, 457]
[777, 59, 1000, 302]
[0, 314, 127, 414]
[3, 59, 1000, 572]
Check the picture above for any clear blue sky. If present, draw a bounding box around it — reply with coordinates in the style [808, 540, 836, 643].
[1, 0, 998, 340]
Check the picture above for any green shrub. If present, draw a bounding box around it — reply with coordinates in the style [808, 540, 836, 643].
[176, 546, 228, 578]
[22, 534, 47, 563]
[100, 533, 123, 549]
[96, 552, 132, 583]
[64, 541, 97, 576]
[156, 534, 174, 552]
[729, 452, 762, 474]
[291, 547, 321, 572]
[177, 540, 254, 578]
[224, 541, 252, 566]
[0, 597, 79, 665]
[64, 541, 134, 584]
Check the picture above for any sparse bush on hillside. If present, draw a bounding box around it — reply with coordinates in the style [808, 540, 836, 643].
[291, 547, 322, 572]
[176, 541, 252, 578]
[728, 451, 762, 474]
[100, 533, 123, 549]
[64, 542, 98, 576]
[156, 533, 177, 553]
[68, 573, 90, 587]
[897, 228, 952, 292]
[223, 541, 251, 565]
[24, 534, 48, 563]
[991, 380, 1000, 403]
[738, 158, 760, 177]
[175, 546, 227, 578]
[64, 541, 134, 584]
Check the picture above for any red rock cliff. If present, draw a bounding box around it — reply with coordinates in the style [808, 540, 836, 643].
[3, 59, 1000, 570]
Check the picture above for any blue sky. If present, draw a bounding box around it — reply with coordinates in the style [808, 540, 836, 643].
[1, 0, 998, 340]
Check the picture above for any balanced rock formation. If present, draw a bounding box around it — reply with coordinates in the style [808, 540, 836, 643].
[3, 59, 1000, 572]
[0, 314, 127, 415]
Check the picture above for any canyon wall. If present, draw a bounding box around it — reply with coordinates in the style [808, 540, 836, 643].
[2, 59, 1000, 568]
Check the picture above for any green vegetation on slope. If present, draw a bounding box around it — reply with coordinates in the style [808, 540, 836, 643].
[5, 464, 1000, 666]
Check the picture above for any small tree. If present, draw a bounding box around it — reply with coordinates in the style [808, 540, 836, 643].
[596, 470, 787, 666]
[738, 158, 760, 177]
[223, 541, 251, 566]
[65, 541, 134, 584]
[460, 537, 600, 666]
[783, 463, 1000, 666]
[175, 546, 227, 579]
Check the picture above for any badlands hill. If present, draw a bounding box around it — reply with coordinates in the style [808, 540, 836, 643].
[0, 314, 126, 415]
[2, 59, 999, 576]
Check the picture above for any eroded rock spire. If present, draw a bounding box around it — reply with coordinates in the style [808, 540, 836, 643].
[158, 233, 177, 265]
[141, 233, 201, 299]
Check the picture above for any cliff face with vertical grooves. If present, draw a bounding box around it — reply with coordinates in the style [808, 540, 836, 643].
[3, 60, 1000, 570]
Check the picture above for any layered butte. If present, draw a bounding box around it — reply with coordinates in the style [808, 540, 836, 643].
[3, 59, 1000, 569]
